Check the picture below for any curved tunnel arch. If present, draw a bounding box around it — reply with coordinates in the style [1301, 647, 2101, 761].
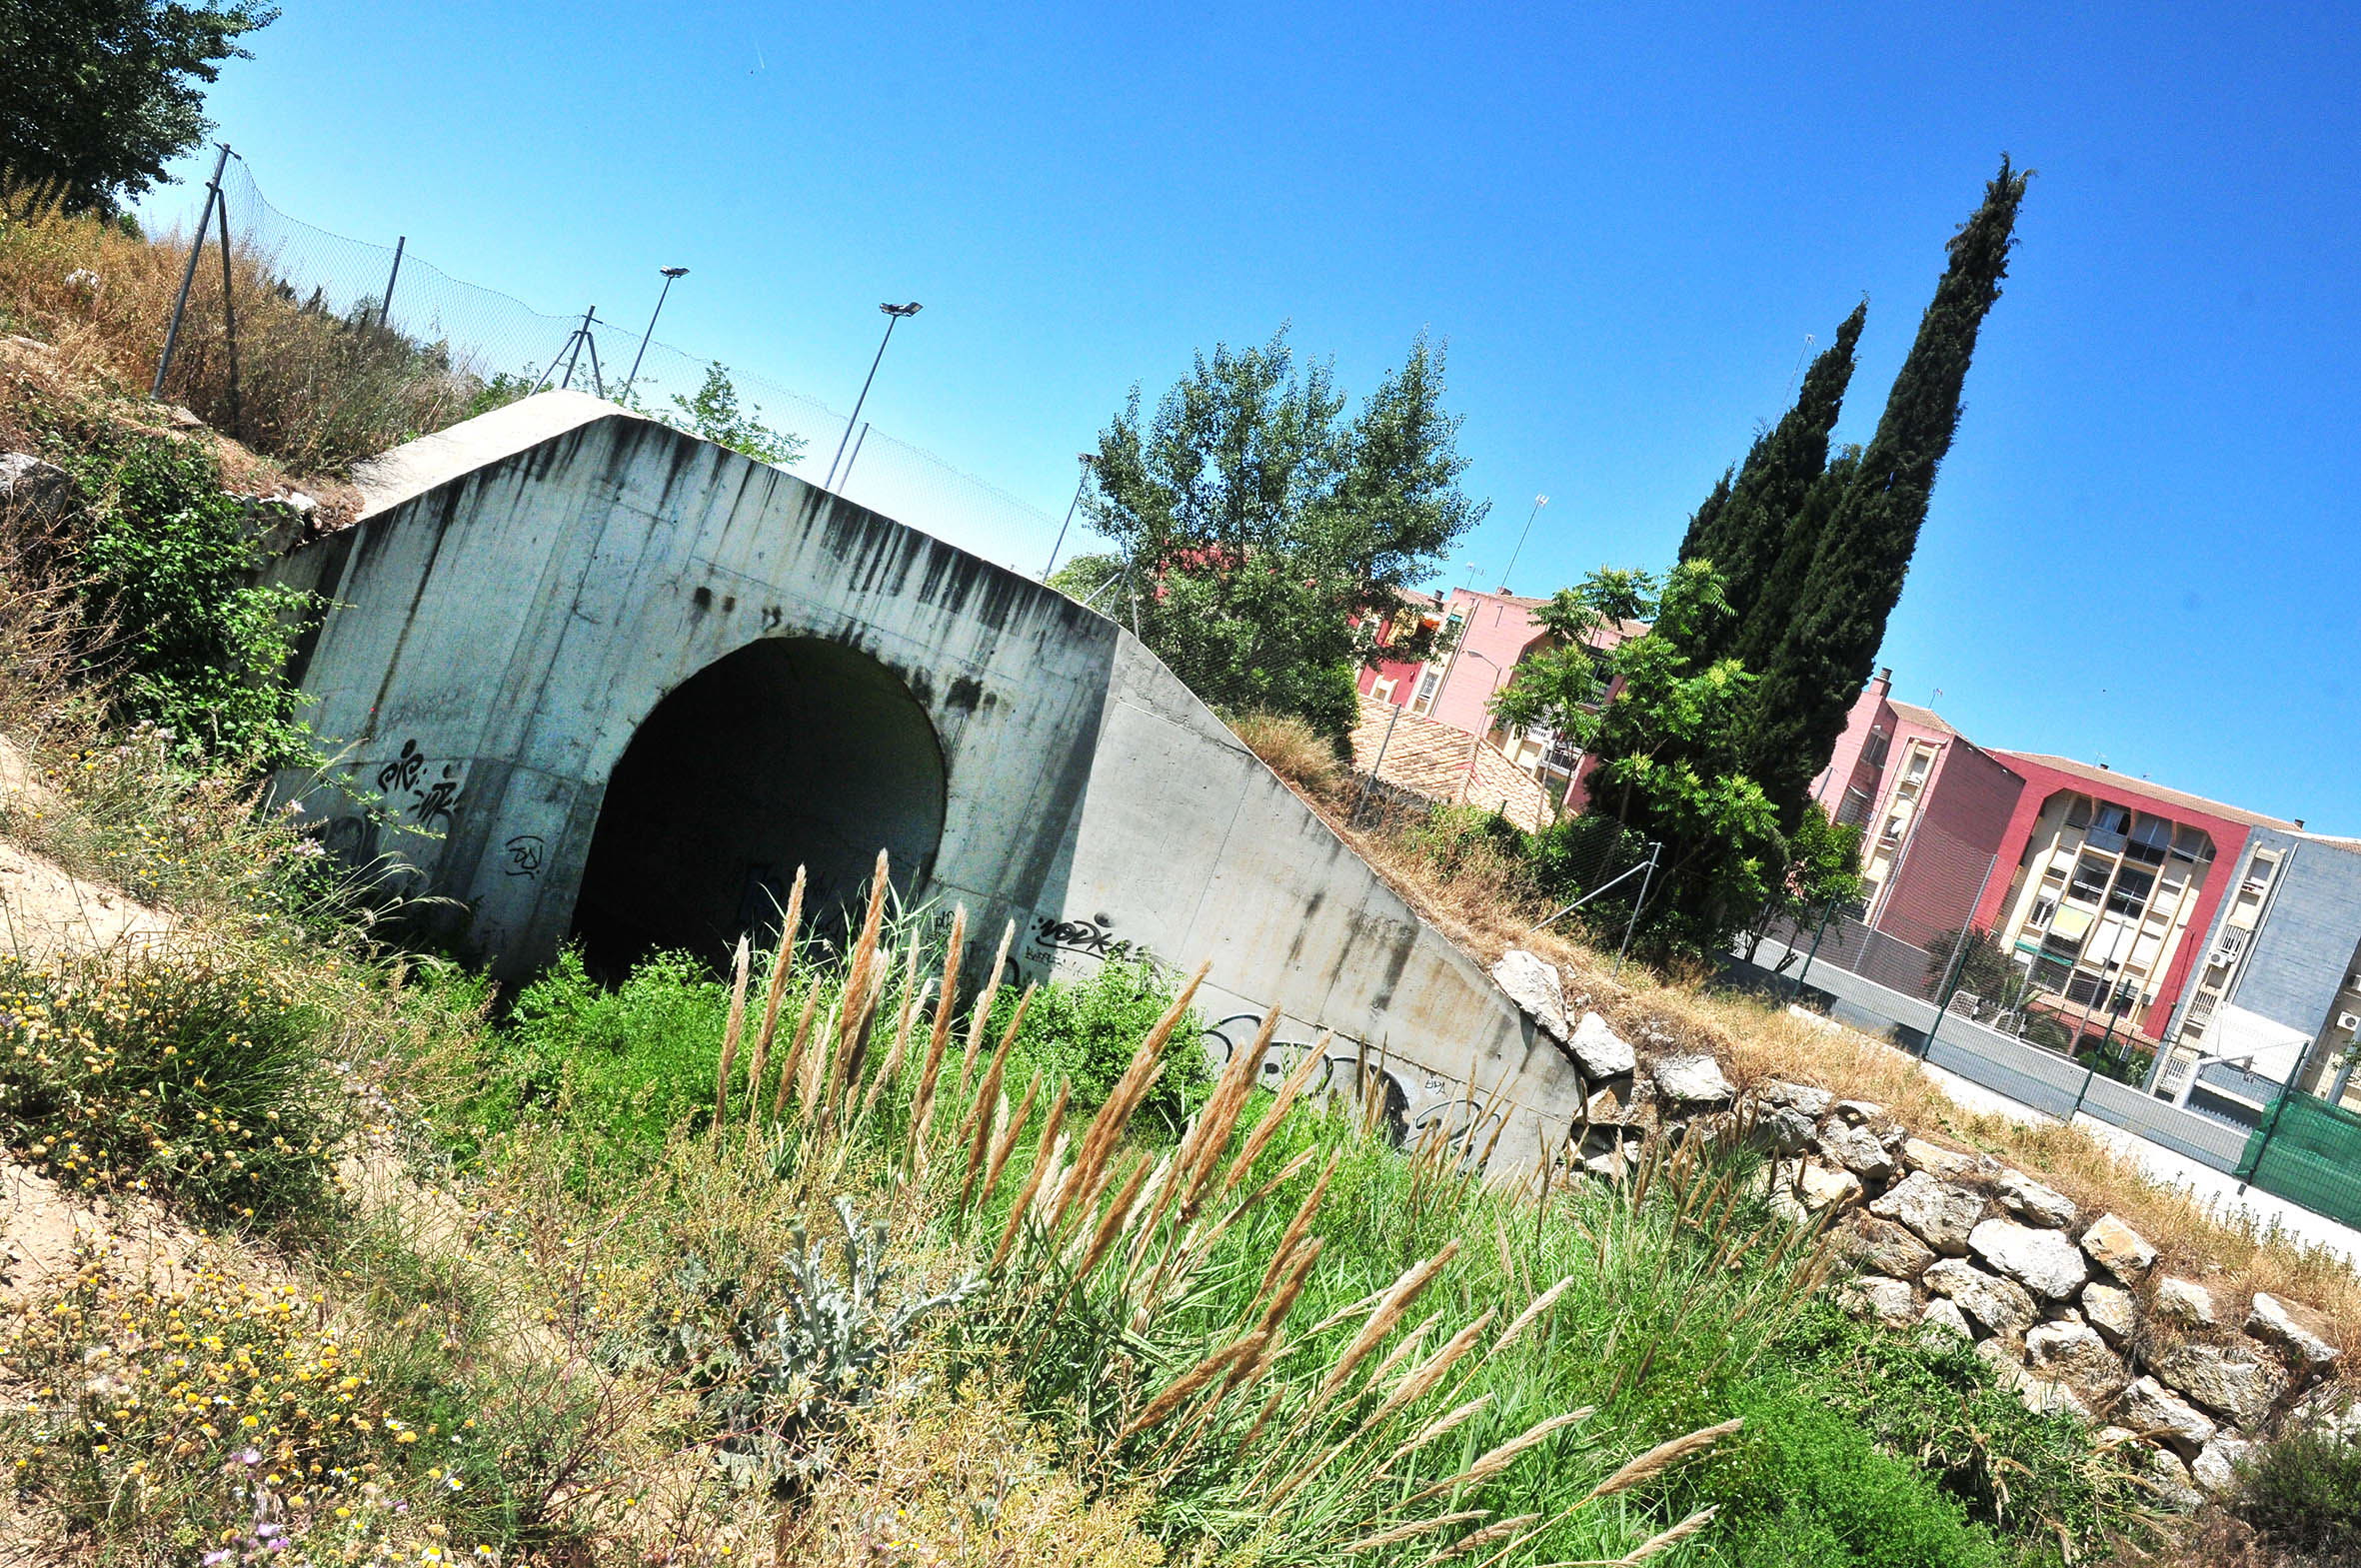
[570, 636, 947, 973]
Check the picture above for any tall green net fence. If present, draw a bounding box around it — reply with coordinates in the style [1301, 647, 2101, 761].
[2238, 1091, 2361, 1229]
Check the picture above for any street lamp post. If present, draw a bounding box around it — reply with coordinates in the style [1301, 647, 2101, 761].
[1497, 495, 1549, 593]
[1042, 454, 1096, 581]
[1455, 649, 1506, 801]
[826, 302, 922, 491]
[624, 266, 690, 401]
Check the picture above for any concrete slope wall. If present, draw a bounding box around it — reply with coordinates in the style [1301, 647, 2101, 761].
[269, 393, 1579, 1159]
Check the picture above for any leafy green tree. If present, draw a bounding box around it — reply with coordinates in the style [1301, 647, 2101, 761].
[1746, 158, 2031, 815]
[1496, 562, 1861, 958]
[1083, 328, 1484, 743]
[1677, 301, 1868, 666]
[666, 363, 806, 467]
[0, 0, 275, 215]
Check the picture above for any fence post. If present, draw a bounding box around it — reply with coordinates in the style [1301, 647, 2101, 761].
[152, 142, 230, 400]
[212, 186, 241, 441]
[1350, 702, 1404, 825]
[1789, 897, 1834, 1000]
[375, 236, 406, 332]
[2067, 1063, 2098, 1123]
[1610, 840, 1661, 981]
[2237, 1092, 2288, 1195]
[1919, 854, 1999, 1060]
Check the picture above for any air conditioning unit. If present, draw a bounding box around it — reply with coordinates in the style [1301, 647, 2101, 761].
[2208, 948, 2238, 969]
[2339, 1011, 2361, 1034]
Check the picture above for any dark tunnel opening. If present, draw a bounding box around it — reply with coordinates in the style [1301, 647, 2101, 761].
[570, 637, 947, 975]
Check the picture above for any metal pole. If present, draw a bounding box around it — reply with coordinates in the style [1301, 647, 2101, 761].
[375, 237, 406, 333]
[1350, 701, 1405, 824]
[583, 326, 607, 399]
[153, 142, 230, 399]
[1789, 896, 1836, 999]
[1497, 495, 1548, 593]
[2237, 1092, 2288, 1195]
[1611, 841, 1661, 981]
[826, 308, 911, 491]
[558, 306, 595, 391]
[837, 423, 871, 488]
[1921, 853, 2000, 1059]
[625, 268, 687, 397]
[1042, 458, 1094, 581]
[213, 192, 241, 440]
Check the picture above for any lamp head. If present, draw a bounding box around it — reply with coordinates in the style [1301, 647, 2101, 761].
[880, 301, 924, 317]
[660, 266, 689, 279]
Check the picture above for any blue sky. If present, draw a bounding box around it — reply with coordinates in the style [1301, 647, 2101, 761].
[155, 2, 2360, 829]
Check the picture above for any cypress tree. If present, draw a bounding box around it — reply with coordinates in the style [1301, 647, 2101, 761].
[1703, 302, 1867, 662]
[1745, 156, 2031, 816]
[1674, 468, 1733, 568]
[1730, 445, 1859, 670]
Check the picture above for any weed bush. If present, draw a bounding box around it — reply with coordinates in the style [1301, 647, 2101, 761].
[989, 957, 1205, 1137]
[34, 415, 317, 769]
[451, 946, 730, 1181]
[2234, 1426, 2361, 1562]
[0, 949, 341, 1228]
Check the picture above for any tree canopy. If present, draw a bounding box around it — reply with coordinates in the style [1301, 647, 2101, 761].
[1079, 328, 1484, 742]
[0, 0, 275, 215]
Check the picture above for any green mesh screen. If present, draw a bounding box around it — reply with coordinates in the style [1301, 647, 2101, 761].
[2238, 1092, 2361, 1229]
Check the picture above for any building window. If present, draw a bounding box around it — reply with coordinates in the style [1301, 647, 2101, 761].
[2087, 804, 2131, 852]
[1903, 746, 1933, 784]
[2107, 865, 2155, 918]
[1862, 728, 1890, 769]
[2244, 852, 2278, 893]
[2068, 855, 2111, 903]
[2124, 813, 2172, 865]
[1837, 787, 1871, 828]
[2172, 824, 2213, 861]
[2030, 894, 2058, 929]
[1412, 670, 1440, 712]
[2066, 795, 2093, 829]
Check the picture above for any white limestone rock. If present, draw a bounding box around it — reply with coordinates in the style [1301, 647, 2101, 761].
[2192, 1435, 2255, 1493]
[2081, 1281, 2137, 1347]
[1832, 1098, 1886, 1125]
[2152, 1341, 2289, 1429]
[1797, 1162, 1862, 1212]
[2154, 1277, 2218, 1328]
[1841, 1214, 1937, 1279]
[1969, 1218, 2090, 1301]
[1920, 1296, 1974, 1343]
[1995, 1169, 2080, 1228]
[1924, 1256, 2039, 1340]
[2142, 1443, 2205, 1510]
[2077, 1212, 2158, 1285]
[2016, 1374, 2090, 1419]
[1568, 1010, 1636, 1077]
[1973, 1335, 2027, 1375]
[1758, 1080, 1833, 1118]
[1847, 1274, 1919, 1328]
[1869, 1170, 1984, 1256]
[2246, 1292, 2342, 1372]
[1757, 1102, 1818, 1154]
[1817, 1120, 1897, 1181]
[2025, 1320, 2129, 1395]
[1651, 1053, 1734, 1104]
[2123, 1375, 2218, 1458]
[1903, 1137, 1979, 1180]
[1491, 949, 1569, 1040]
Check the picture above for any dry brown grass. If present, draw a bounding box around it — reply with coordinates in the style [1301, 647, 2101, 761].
[1, 190, 485, 473]
[1231, 709, 1345, 794]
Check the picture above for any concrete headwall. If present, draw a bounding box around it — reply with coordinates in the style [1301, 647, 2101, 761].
[268, 392, 1581, 1159]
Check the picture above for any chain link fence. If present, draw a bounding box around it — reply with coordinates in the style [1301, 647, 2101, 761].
[1733, 815, 2255, 1176]
[156, 153, 1067, 565]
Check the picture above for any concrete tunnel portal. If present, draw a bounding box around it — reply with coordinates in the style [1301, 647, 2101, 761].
[570, 636, 947, 974]
[267, 392, 1578, 1174]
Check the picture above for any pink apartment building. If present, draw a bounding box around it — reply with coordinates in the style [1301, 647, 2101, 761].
[1358, 587, 1641, 805]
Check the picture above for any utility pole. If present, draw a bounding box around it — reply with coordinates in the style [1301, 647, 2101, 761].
[153, 142, 232, 400]
[826, 302, 922, 491]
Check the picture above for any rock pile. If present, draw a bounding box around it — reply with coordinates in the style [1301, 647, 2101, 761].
[1484, 946, 2350, 1503]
